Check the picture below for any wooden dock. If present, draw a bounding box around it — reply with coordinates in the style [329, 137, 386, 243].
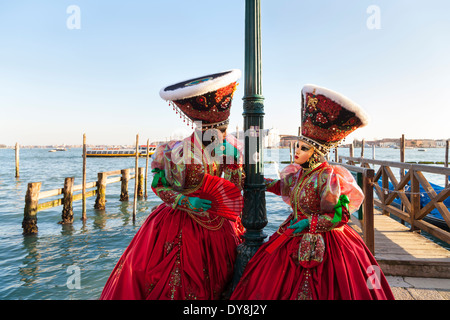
[349, 208, 450, 279]
[332, 150, 450, 280]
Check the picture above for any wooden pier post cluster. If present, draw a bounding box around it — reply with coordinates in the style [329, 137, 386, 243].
[22, 167, 145, 235]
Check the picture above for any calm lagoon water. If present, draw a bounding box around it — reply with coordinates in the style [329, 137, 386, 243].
[0, 146, 447, 299]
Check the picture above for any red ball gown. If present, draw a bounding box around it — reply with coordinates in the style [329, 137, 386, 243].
[100, 133, 244, 300]
[231, 162, 394, 300]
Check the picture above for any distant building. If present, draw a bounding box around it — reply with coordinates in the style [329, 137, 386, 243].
[263, 128, 280, 148]
[435, 140, 448, 147]
[279, 135, 298, 148]
[377, 138, 399, 148]
[365, 138, 447, 148]
[406, 139, 436, 148]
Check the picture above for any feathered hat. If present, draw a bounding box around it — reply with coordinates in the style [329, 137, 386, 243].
[159, 69, 241, 129]
[300, 84, 370, 155]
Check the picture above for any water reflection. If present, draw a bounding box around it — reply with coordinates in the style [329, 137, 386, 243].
[14, 177, 23, 199]
[118, 202, 132, 225]
[93, 208, 107, 230]
[60, 223, 75, 236]
[19, 235, 41, 289]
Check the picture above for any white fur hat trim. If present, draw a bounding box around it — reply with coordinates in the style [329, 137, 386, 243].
[160, 69, 241, 101]
[302, 84, 370, 127]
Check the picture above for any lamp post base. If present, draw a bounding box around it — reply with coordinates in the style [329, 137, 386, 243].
[231, 184, 267, 291]
[231, 228, 267, 289]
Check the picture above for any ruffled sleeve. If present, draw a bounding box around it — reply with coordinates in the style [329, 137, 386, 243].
[320, 165, 364, 213]
[151, 140, 179, 172]
[150, 141, 185, 209]
[264, 164, 302, 206]
[309, 165, 364, 232]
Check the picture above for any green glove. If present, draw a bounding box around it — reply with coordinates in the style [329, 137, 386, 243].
[151, 168, 168, 188]
[332, 195, 350, 224]
[288, 219, 309, 234]
[178, 195, 212, 212]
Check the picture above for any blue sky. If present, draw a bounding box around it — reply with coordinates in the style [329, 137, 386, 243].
[0, 0, 449, 146]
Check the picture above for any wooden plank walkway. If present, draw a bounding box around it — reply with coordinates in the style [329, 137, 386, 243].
[349, 208, 450, 279]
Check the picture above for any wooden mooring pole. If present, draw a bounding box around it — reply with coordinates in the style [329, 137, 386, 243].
[349, 141, 354, 165]
[445, 140, 449, 188]
[400, 134, 406, 225]
[400, 134, 406, 174]
[361, 139, 365, 158]
[145, 139, 150, 199]
[60, 177, 74, 224]
[94, 172, 107, 210]
[138, 167, 144, 198]
[133, 134, 139, 221]
[15, 143, 19, 178]
[362, 168, 375, 254]
[22, 182, 41, 235]
[120, 169, 130, 201]
[82, 134, 87, 221]
[410, 168, 421, 232]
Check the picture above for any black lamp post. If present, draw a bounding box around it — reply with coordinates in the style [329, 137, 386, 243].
[232, 0, 267, 289]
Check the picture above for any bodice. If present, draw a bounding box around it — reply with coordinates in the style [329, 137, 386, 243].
[289, 164, 330, 217]
[183, 162, 224, 190]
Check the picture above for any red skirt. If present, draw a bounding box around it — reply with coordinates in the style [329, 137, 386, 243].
[100, 204, 241, 300]
[230, 224, 395, 300]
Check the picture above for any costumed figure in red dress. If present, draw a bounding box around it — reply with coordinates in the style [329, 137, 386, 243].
[231, 84, 395, 300]
[100, 69, 246, 300]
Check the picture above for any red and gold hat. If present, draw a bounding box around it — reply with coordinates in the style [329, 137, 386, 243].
[300, 84, 370, 155]
[159, 69, 241, 129]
